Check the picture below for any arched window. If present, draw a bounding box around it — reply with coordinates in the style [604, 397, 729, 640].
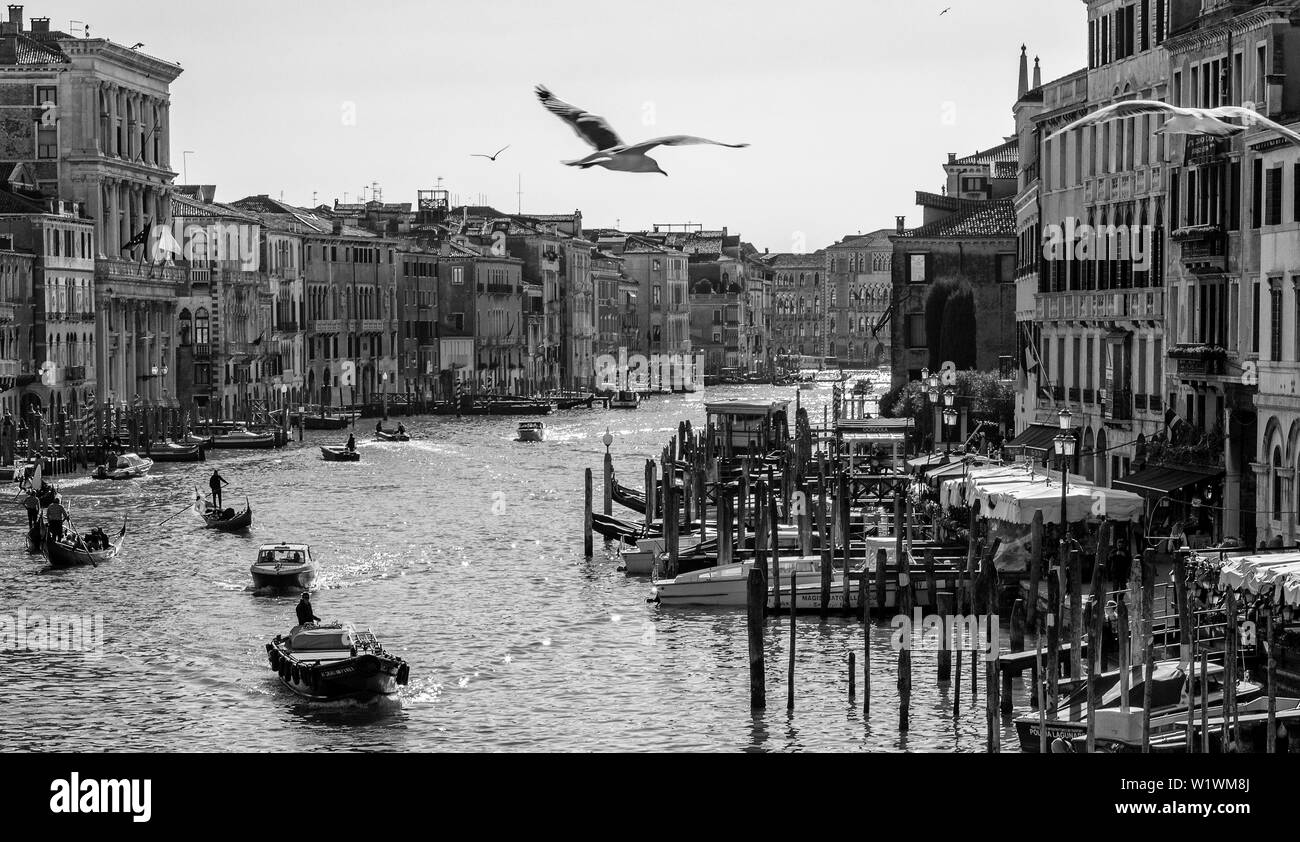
[178, 308, 192, 346]
[1274, 446, 1284, 521]
[194, 308, 210, 345]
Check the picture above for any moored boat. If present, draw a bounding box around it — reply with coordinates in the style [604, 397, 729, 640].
[209, 427, 278, 449]
[250, 543, 316, 590]
[265, 622, 410, 702]
[302, 413, 352, 430]
[147, 442, 204, 463]
[321, 446, 360, 462]
[517, 421, 546, 442]
[609, 390, 641, 409]
[651, 555, 855, 608]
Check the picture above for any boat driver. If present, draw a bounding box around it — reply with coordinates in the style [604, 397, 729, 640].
[296, 592, 321, 627]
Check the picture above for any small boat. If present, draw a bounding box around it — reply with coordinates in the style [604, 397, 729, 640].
[517, 421, 546, 442]
[609, 390, 641, 410]
[147, 442, 204, 463]
[91, 453, 153, 481]
[42, 518, 128, 568]
[265, 622, 410, 702]
[250, 543, 317, 590]
[209, 428, 278, 450]
[321, 446, 360, 462]
[592, 513, 656, 546]
[199, 496, 253, 531]
[376, 428, 410, 442]
[610, 474, 661, 517]
[651, 556, 856, 609]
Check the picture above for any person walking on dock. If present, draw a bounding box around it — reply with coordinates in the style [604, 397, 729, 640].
[22, 489, 39, 528]
[296, 592, 320, 627]
[46, 495, 67, 541]
[209, 468, 228, 512]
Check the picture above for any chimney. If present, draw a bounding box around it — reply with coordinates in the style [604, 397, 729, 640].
[947, 153, 956, 164]
[896, 216, 906, 234]
[29, 16, 47, 33]
[1017, 45, 1029, 99]
[7, 5, 20, 27]
[1033, 56, 1042, 90]
[332, 219, 344, 235]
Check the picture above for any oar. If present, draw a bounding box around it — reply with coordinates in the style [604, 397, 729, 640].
[157, 497, 199, 528]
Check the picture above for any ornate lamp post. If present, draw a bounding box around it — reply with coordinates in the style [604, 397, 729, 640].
[1053, 408, 1076, 546]
[925, 369, 941, 453]
[942, 387, 957, 453]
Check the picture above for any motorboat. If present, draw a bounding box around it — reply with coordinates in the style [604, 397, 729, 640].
[651, 555, 858, 609]
[517, 421, 546, 442]
[375, 428, 410, 442]
[265, 622, 410, 701]
[91, 453, 153, 481]
[620, 534, 703, 576]
[302, 413, 352, 430]
[321, 446, 360, 462]
[250, 543, 316, 590]
[609, 390, 641, 410]
[1013, 660, 1261, 752]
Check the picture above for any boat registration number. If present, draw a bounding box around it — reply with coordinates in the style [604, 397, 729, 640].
[320, 666, 355, 678]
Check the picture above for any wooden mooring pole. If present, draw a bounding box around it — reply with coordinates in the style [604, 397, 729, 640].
[746, 568, 765, 709]
[787, 569, 797, 710]
[583, 468, 593, 557]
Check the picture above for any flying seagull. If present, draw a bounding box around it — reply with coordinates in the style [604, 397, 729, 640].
[940, 7, 951, 14]
[535, 84, 748, 176]
[471, 145, 510, 162]
[1048, 99, 1300, 145]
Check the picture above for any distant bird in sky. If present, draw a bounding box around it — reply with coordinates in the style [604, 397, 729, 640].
[940, 7, 951, 14]
[130, 42, 144, 50]
[471, 145, 510, 162]
[1048, 99, 1300, 145]
[535, 84, 748, 176]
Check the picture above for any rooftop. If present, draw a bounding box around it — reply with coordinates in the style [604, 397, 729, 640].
[894, 198, 1016, 239]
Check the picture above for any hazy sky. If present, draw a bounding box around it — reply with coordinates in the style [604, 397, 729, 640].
[48, 0, 1083, 250]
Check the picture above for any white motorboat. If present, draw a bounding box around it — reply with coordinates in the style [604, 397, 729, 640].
[609, 390, 641, 409]
[517, 421, 546, 442]
[652, 555, 861, 609]
[92, 452, 153, 481]
[621, 534, 703, 576]
[250, 543, 316, 590]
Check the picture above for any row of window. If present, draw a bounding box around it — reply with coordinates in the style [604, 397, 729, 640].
[1088, 0, 1165, 70]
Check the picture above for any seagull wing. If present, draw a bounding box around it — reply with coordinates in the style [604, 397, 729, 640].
[1047, 100, 1186, 141]
[1207, 107, 1300, 145]
[494, 145, 511, 159]
[535, 85, 623, 151]
[621, 135, 750, 155]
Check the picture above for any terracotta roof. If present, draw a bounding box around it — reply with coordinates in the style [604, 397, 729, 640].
[915, 191, 992, 214]
[766, 251, 826, 269]
[894, 199, 1015, 239]
[951, 139, 1018, 167]
[171, 193, 260, 223]
[0, 186, 49, 214]
[2, 33, 69, 65]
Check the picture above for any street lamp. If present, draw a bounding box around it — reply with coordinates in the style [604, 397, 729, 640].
[1054, 428, 1077, 556]
[603, 427, 614, 453]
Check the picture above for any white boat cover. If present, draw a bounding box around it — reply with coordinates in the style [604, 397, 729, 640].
[291, 624, 356, 651]
[1217, 552, 1300, 605]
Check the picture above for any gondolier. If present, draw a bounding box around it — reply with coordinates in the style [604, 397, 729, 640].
[210, 468, 228, 511]
[22, 490, 39, 527]
[46, 496, 67, 540]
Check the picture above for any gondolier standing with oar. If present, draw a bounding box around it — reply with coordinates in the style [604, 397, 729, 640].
[46, 495, 67, 541]
[22, 489, 39, 528]
[210, 468, 228, 512]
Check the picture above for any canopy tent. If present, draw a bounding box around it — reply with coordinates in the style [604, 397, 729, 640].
[1112, 464, 1223, 497]
[923, 456, 995, 485]
[940, 463, 1145, 525]
[1217, 552, 1300, 606]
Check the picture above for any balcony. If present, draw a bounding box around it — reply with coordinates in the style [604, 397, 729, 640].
[1106, 388, 1134, 422]
[1035, 289, 1164, 323]
[274, 321, 300, 334]
[309, 319, 343, 334]
[193, 343, 212, 359]
[361, 319, 386, 334]
[0, 302, 14, 323]
[1170, 344, 1229, 379]
[0, 358, 17, 384]
[97, 257, 188, 285]
[64, 365, 86, 383]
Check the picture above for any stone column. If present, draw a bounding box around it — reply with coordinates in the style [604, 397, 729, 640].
[1250, 461, 1271, 548]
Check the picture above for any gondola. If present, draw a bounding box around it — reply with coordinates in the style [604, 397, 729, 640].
[610, 473, 661, 517]
[591, 513, 659, 546]
[302, 414, 352, 430]
[321, 446, 360, 462]
[42, 518, 128, 568]
[199, 495, 253, 532]
[147, 442, 204, 463]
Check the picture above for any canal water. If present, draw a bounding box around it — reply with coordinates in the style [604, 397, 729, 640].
[1, 385, 1031, 752]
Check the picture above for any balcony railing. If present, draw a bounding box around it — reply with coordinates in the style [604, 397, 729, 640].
[309, 319, 343, 334]
[274, 321, 300, 334]
[0, 359, 18, 380]
[0, 302, 14, 323]
[1107, 388, 1134, 421]
[97, 257, 188, 284]
[64, 365, 86, 383]
[360, 319, 386, 334]
[1035, 289, 1165, 322]
[193, 343, 212, 359]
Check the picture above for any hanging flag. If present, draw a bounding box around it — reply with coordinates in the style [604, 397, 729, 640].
[871, 302, 894, 336]
[252, 331, 264, 347]
[121, 219, 152, 253]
